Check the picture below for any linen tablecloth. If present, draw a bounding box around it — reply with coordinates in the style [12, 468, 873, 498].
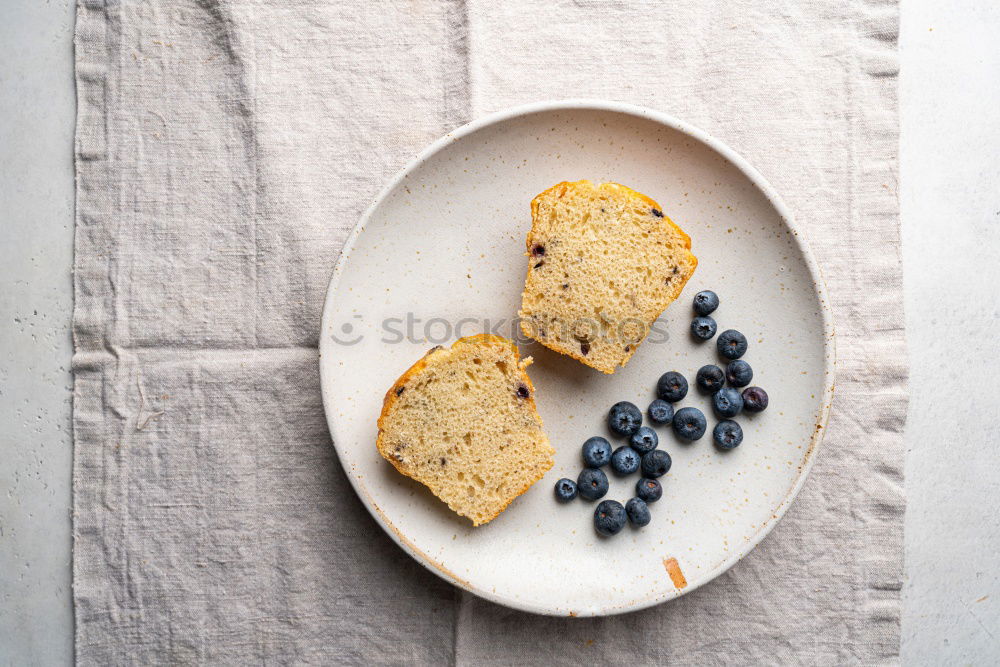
[73, 1, 906, 663]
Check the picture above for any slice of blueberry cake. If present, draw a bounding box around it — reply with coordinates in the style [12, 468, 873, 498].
[518, 180, 697, 374]
[376, 335, 553, 526]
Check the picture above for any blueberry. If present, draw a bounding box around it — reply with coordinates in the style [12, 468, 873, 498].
[693, 290, 719, 315]
[554, 478, 578, 502]
[611, 446, 641, 475]
[608, 401, 643, 436]
[725, 359, 753, 387]
[712, 387, 744, 418]
[656, 371, 689, 402]
[647, 399, 674, 425]
[713, 420, 744, 449]
[594, 500, 627, 536]
[696, 364, 725, 393]
[625, 498, 651, 527]
[629, 426, 659, 454]
[640, 449, 672, 478]
[742, 386, 769, 413]
[691, 316, 717, 340]
[717, 329, 748, 360]
[672, 407, 707, 440]
[577, 468, 609, 501]
[635, 477, 663, 503]
[582, 436, 613, 468]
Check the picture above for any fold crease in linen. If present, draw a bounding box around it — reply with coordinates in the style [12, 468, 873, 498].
[73, 0, 905, 664]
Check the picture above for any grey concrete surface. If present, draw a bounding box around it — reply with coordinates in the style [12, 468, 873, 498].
[0, 1, 77, 665]
[899, 1, 1000, 663]
[1, 0, 999, 664]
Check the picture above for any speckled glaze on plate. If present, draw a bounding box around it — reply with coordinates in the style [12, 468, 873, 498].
[319, 100, 835, 617]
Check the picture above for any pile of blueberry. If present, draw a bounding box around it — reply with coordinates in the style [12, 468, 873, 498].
[686, 290, 769, 451]
[553, 403, 671, 537]
[552, 289, 769, 538]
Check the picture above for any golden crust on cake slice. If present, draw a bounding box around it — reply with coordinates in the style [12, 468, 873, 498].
[518, 180, 697, 373]
[376, 335, 553, 526]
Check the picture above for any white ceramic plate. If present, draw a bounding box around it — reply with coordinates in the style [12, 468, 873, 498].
[319, 100, 834, 617]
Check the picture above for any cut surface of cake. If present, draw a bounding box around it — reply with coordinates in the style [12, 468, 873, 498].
[518, 180, 697, 373]
[376, 334, 553, 526]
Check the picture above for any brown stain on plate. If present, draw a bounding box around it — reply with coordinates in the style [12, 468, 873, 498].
[663, 557, 687, 589]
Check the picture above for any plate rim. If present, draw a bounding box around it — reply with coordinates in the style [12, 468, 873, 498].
[318, 99, 836, 617]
